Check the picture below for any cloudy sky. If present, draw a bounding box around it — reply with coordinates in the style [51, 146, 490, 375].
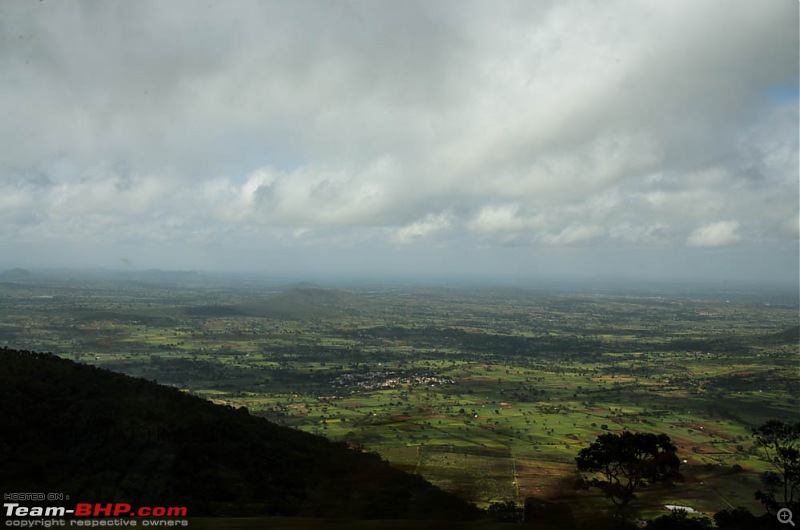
[1, 1, 797, 285]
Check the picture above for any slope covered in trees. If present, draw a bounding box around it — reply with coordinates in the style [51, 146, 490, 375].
[0, 347, 480, 521]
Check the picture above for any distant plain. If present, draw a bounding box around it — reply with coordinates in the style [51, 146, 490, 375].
[1, 269, 797, 518]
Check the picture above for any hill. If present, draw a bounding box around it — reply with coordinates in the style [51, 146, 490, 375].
[235, 288, 358, 319]
[0, 267, 34, 280]
[0, 347, 480, 521]
[763, 325, 800, 345]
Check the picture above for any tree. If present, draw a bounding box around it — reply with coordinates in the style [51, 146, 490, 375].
[752, 420, 800, 513]
[576, 431, 681, 518]
[645, 509, 713, 530]
[713, 507, 770, 530]
[486, 500, 522, 523]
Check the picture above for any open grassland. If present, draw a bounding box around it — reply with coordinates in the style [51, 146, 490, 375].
[1, 275, 797, 516]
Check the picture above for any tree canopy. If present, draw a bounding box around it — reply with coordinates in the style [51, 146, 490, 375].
[752, 419, 800, 513]
[576, 431, 681, 517]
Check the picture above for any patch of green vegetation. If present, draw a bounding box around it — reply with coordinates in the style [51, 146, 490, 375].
[0, 278, 796, 519]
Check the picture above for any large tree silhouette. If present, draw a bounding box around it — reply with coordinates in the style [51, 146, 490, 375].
[752, 420, 800, 514]
[576, 431, 681, 518]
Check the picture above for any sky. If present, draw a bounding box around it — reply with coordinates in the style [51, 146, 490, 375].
[0, 0, 798, 285]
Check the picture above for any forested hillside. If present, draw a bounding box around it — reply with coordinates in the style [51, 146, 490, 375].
[0, 347, 480, 521]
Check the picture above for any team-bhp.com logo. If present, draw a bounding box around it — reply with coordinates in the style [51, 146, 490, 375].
[5, 503, 188, 517]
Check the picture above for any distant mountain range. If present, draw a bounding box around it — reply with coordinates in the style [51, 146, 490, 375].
[0, 347, 480, 521]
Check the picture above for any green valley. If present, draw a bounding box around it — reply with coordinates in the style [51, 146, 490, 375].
[1, 271, 797, 524]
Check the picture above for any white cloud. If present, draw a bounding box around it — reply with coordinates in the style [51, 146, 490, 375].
[0, 1, 796, 281]
[392, 212, 452, 245]
[609, 223, 670, 245]
[541, 224, 605, 245]
[469, 205, 529, 234]
[687, 221, 742, 247]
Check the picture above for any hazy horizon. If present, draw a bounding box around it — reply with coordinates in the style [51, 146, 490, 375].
[1, 1, 797, 285]
[1, 264, 797, 298]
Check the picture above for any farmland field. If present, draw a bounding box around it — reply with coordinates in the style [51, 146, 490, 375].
[1, 270, 797, 516]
